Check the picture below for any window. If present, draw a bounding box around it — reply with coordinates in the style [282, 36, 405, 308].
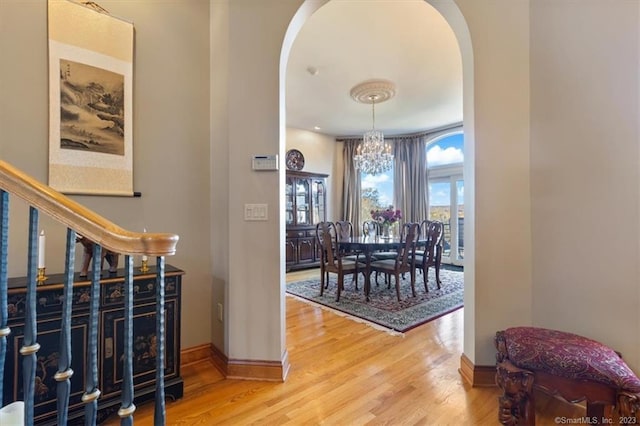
[427, 132, 464, 265]
[360, 166, 394, 225]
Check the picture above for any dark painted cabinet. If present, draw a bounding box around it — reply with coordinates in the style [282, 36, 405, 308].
[2, 265, 184, 425]
[285, 171, 328, 270]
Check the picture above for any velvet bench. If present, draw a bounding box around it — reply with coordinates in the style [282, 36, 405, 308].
[494, 327, 640, 425]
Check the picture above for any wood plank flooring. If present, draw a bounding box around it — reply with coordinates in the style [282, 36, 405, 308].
[105, 269, 585, 425]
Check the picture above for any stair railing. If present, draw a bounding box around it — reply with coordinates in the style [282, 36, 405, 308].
[0, 160, 179, 425]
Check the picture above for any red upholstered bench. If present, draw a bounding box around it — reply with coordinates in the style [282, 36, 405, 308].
[494, 327, 640, 425]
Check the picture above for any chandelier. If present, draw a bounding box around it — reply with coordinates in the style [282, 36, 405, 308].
[350, 79, 396, 175]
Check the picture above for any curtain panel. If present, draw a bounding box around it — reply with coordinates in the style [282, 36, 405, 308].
[341, 140, 362, 233]
[392, 136, 429, 224]
[340, 124, 462, 233]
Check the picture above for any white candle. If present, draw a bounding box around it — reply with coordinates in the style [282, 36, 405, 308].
[38, 230, 46, 268]
[142, 228, 148, 262]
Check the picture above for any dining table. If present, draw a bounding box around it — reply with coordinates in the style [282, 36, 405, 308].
[337, 235, 425, 301]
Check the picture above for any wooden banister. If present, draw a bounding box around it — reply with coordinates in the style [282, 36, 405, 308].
[0, 160, 178, 256]
[0, 159, 180, 424]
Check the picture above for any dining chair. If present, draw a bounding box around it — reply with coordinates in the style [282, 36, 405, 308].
[315, 221, 332, 290]
[317, 221, 366, 301]
[411, 219, 432, 286]
[414, 220, 444, 292]
[335, 220, 353, 241]
[413, 219, 432, 261]
[362, 220, 380, 237]
[361, 219, 395, 285]
[367, 222, 419, 301]
[335, 220, 362, 289]
[370, 222, 401, 261]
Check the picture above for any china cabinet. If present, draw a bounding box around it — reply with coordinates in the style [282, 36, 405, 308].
[285, 171, 328, 270]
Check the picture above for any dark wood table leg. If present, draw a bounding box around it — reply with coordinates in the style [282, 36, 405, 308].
[364, 249, 373, 302]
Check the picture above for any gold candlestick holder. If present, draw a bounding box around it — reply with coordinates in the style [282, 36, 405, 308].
[140, 258, 149, 273]
[37, 267, 47, 284]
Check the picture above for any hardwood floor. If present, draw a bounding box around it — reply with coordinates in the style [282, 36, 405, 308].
[106, 269, 585, 425]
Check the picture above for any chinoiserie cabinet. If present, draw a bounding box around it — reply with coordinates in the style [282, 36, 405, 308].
[286, 170, 328, 270]
[2, 265, 184, 425]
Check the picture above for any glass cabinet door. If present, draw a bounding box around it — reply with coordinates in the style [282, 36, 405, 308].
[312, 180, 325, 224]
[285, 176, 294, 225]
[296, 179, 310, 225]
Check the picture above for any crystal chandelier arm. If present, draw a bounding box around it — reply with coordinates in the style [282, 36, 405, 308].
[351, 80, 395, 176]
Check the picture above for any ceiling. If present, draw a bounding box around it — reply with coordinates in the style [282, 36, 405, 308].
[285, 0, 463, 138]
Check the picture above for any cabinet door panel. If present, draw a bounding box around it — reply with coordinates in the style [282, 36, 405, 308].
[4, 315, 90, 424]
[297, 238, 316, 263]
[285, 176, 294, 225]
[100, 300, 178, 398]
[312, 179, 326, 224]
[286, 239, 297, 264]
[295, 179, 311, 226]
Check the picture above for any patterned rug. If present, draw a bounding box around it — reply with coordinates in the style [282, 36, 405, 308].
[286, 267, 464, 333]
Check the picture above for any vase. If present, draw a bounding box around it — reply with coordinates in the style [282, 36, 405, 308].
[382, 223, 391, 239]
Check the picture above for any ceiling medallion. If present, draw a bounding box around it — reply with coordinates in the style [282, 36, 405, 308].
[350, 79, 396, 176]
[350, 79, 396, 104]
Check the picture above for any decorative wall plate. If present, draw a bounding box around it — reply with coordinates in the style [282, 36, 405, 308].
[286, 149, 305, 171]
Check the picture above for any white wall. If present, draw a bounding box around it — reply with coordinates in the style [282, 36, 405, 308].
[454, 0, 533, 366]
[530, 1, 640, 370]
[210, 0, 230, 352]
[224, 0, 305, 362]
[454, 0, 640, 371]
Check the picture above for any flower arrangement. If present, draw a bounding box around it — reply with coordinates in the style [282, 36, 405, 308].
[371, 206, 402, 226]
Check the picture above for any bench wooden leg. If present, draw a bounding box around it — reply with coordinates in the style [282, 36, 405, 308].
[617, 391, 640, 419]
[586, 402, 605, 424]
[496, 361, 535, 426]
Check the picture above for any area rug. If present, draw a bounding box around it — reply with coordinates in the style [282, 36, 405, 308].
[286, 268, 463, 333]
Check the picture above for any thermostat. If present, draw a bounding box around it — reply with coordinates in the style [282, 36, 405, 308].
[252, 155, 278, 171]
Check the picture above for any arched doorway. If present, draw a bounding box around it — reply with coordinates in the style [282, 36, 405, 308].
[280, 0, 476, 371]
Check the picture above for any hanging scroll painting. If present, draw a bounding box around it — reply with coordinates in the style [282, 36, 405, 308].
[48, 0, 134, 195]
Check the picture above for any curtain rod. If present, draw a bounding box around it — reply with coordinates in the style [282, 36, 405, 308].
[335, 121, 463, 142]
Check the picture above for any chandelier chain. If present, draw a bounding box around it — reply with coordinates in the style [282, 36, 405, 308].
[371, 96, 376, 130]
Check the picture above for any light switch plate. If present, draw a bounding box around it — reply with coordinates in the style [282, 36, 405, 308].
[244, 203, 268, 221]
